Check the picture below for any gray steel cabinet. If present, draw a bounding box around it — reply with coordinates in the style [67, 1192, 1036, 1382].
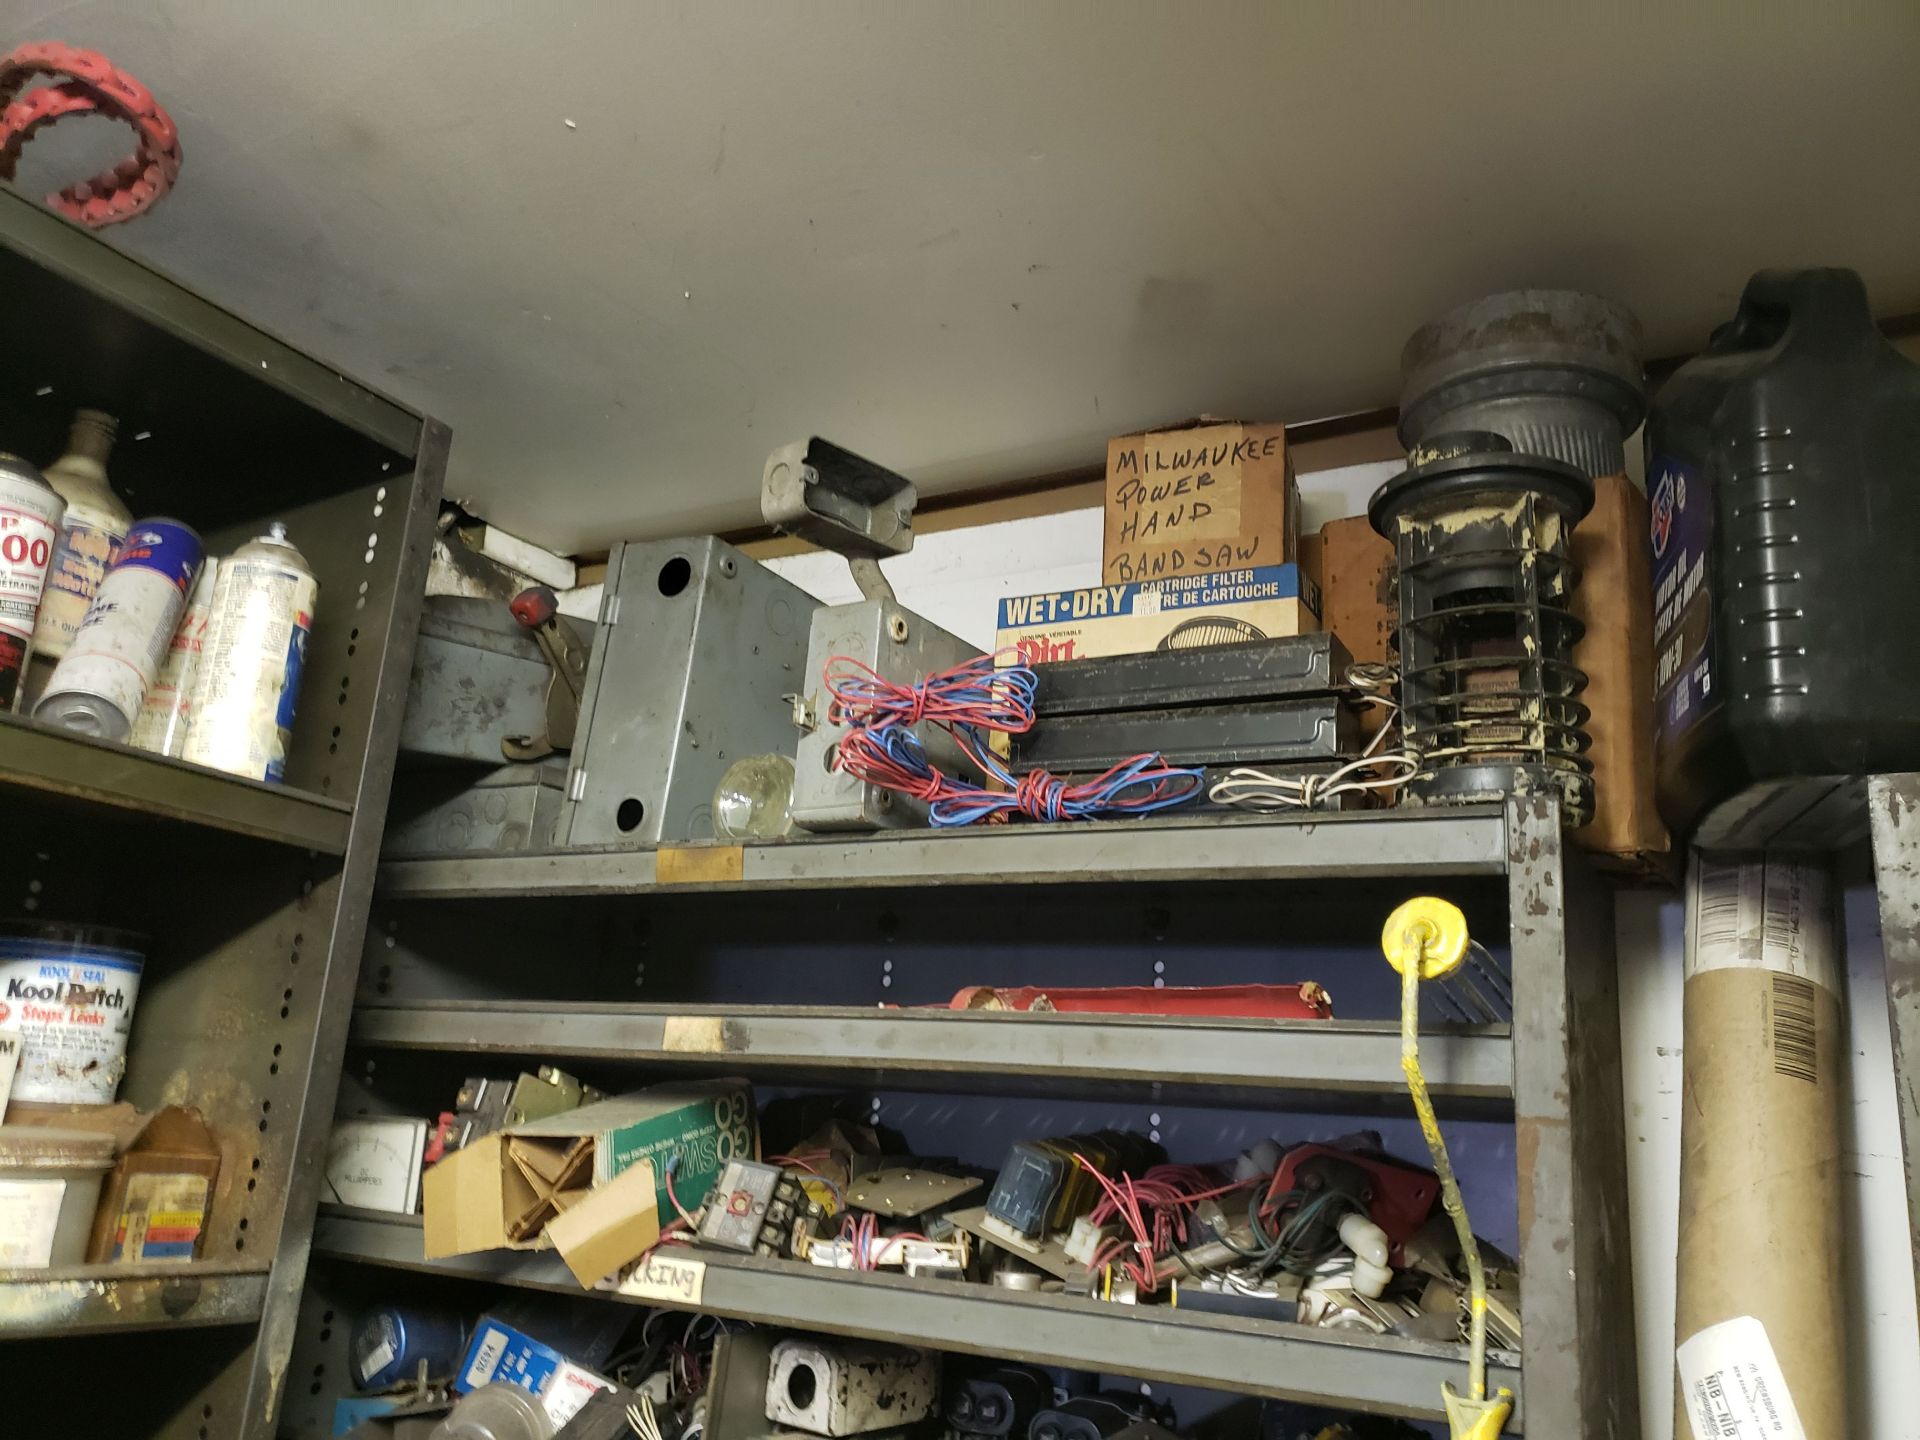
[0, 188, 443, 1438]
[287, 799, 1640, 1438]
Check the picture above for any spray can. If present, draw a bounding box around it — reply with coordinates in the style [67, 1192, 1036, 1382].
[25, 410, 132, 707]
[129, 558, 219, 757]
[0, 453, 66, 711]
[183, 523, 319, 782]
[36, 518, 203, 741]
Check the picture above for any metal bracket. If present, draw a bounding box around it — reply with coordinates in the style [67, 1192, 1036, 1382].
[501, 585, 589, 762]
[761, 437, 918, 601]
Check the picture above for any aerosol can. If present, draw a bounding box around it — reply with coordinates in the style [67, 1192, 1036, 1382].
[25, 410, 131, 707]
[36, 519, 204, 740]
[183, 523, 319, 783]
[0, 453, 65, 710]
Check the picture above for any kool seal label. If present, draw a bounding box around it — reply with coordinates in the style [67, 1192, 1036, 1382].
[0, 934, 143, 1104]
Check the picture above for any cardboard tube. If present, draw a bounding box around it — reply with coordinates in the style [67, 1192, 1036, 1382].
[1674, 853, 1846, 1440]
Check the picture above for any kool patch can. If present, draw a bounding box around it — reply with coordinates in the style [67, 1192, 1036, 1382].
[36, 517, 203, 741]
[129, 557, 218, 757]
[0, 922, 146, 1104]
[0, 453, 66, 710]
[184, 523, 319, 782]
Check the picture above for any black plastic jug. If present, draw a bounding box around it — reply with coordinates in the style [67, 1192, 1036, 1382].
[1647, 268, 1920, 847]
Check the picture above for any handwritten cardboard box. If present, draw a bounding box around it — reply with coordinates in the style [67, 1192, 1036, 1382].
[1103, 421, 1298, 585]
[996, 564, 1319, 665]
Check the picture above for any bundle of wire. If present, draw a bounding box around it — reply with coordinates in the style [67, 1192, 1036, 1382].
[1074, 1155, 1366, 1295]
[1074, 1159, 1253, 1294]
[825, 651, 1202, 826]
[836, 1209, 931, 1271]
[1209, 661, 1418, 812]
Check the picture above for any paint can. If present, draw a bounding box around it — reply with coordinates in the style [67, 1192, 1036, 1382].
[129, 557, 219, 757]
[36, 517, 203, 741]
[0, 453, 66, 711]
[183, 522, 319, 782]
[0, 921, 146, 1104]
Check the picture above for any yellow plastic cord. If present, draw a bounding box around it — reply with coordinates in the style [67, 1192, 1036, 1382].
[1381, 898, 1514, 1439]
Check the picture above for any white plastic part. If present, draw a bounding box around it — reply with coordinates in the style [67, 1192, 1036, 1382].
[1349, 1254, 1394, 1299]
[1064, 1215, 1116, 1267]
[1337, 1212, 1391, 1268]
[1233, 1139, 1283, 1183]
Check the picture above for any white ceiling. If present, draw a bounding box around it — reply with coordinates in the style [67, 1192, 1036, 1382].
[10, 2, 1920, 553]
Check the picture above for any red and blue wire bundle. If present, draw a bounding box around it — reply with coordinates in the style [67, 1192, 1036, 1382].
[823, 650, 1201, 827]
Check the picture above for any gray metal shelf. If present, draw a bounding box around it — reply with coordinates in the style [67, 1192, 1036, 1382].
[376, 805, 1508, 899]
[314, 1207, 1521, 1426]
[0, 1263, 270, 1338]
[350, 1000, 1515, 1101]
[0, 712, 355, 853]
[0, 187, 443, 1440]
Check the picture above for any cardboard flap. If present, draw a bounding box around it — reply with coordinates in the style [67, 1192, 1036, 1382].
[508, 1135, 590, 1188]
[545, 1159, 661, 1288]
[422, 1136, 513, 1259]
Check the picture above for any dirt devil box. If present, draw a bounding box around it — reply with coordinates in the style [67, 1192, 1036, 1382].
[996, 564, 1319, 665]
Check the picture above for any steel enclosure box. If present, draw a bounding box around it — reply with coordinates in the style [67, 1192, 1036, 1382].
[384, 760, 567, 856]
[791, 597, 980, 830]
[560, 537, 812, 846]
[400, 598, 578, 763]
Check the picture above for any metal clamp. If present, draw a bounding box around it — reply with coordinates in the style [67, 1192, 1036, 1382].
[502, 584, 589, 761]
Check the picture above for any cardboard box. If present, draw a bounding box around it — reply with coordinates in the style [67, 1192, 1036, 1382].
[422, 1079, 753, 1264]
[996, 565, 1319, 665]
[1570, 472, 1670, 870]
[86, 1106, 221, 1264]
[1315, 516, 1394, 668]
[1103, 421, 1298, 585]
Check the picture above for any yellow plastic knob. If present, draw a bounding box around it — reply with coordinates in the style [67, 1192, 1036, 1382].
[1381, 896, 1470, 980]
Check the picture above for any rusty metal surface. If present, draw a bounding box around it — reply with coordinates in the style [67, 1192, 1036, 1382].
[231, 421, 446, 1436]
[0, 1265, 268, 1337]
[1868, 772, 1920, 1310]
[1508, 794, 1641, 1439]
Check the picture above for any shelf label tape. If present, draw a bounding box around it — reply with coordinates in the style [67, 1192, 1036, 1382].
[656, 845, 744, 886]
[621, 1253, 706, 1305]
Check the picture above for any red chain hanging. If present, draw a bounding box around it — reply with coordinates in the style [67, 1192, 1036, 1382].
[0, 41, 181, 227]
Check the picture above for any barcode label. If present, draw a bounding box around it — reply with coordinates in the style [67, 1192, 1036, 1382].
[464, 1326, 508, 1389]
[1686, 856, 1836, 993]
[1677, 1315, 1806, 1440]
[1770, 975, 1818, 1084]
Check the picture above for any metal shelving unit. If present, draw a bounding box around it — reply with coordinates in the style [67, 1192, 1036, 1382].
[0, 711, 355, 852]
[349, 1000, 1514, 1101]
[288, 795, 1636, 1438]
[0, 188, 442, 1439]
[375, 804, 1509, 898]
[314, 1206, 1525, 1425]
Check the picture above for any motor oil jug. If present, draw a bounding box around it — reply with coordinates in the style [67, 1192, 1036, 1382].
[1647, 268, 1920, 847]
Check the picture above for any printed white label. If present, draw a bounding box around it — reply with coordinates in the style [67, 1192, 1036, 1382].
[541, 1362, 613, 1427]
[1677, 1315, 1807, 1440]
[1131, 589, 1162, 616]
[463, 1324, 509, 1389]
[357, 1336, 395, 1386]
[619, 1252, 706, 1304]
[1686, 855, 1838, 992]
[0, 1178, 66, 1266]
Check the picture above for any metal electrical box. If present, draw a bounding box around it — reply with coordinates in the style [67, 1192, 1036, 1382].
[790, 597, 979, 830]
[559, 536, 813, 846]
[400, 597, 566, 764]
[384, 759, 568, 857]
